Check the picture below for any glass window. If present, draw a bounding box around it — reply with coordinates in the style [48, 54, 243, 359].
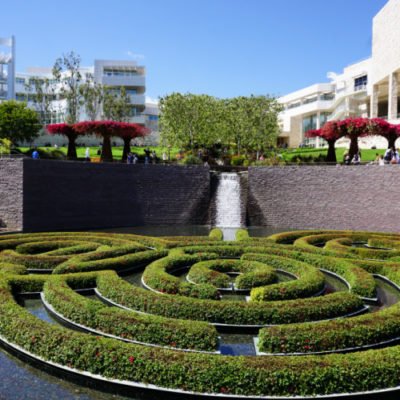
[320, 93, 335, 101]
[354, 75, 367, 91]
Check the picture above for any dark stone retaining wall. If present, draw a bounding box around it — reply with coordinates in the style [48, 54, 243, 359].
[0, 159, 23, 230]
[2, 160, 400, 233]
[247, 165, 400, 233]
[0, 159, 210, 232]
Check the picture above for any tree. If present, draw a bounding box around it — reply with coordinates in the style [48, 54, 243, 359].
[0, 100, 41, 145]
[221, 96, 283, 155]
[159, 93, 221, 151]
[337, 118, 370, 159]
[115, 123, 148, 161]
[46, 123, 81, 159]
[369, 118, 400, 149]
[53, 51, 82, 124]
[79, 73, 104, 121]
[102, 86, 131, 122]
[25, 77, 56, 125]
[305, 124, 340, 163]
[73, 121, 147, 162]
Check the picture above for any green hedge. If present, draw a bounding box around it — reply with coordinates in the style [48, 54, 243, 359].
[43, 276, 218, 352]
[209, 228, 223, 241]
[187, 259, 276, 290]
[242, 254, 325, 301]
[1, 275, 400, 396]
[142, 253, 219, 299]
[258, 300, 400, 353]
[54, 249, 167, 274]
[235, 229, 250, 241]
[97, 271, 363, 325]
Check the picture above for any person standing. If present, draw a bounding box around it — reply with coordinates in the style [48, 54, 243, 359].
[85, 147, 90, 162]
[32, 149, 40, 159]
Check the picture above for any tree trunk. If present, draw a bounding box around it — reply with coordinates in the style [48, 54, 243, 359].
[349, 136, 359, 159]
[326, 139, 337, 163]
[122, 137, 131, 162]
[101, 135, 113, 162]
[66, 134, 77, 159]
[388, 135, 396, 149]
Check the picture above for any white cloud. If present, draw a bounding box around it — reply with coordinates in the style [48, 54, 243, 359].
[126, 50, 145, 60]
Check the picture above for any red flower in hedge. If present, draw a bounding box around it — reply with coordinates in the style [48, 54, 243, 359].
[129, 356, 135, 364]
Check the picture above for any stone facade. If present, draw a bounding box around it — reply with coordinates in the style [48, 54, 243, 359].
[0, 158, 23, 231]
[247, 166, 400, 233]
[0, 159, 210, 232]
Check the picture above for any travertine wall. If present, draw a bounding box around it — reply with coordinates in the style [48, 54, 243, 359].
[371, 0, 400, 84]
[0, 159, 210, 232]
[247, 166, 400, 233]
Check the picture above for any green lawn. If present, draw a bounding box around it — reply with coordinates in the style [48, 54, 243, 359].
[280, 147, 386, 163]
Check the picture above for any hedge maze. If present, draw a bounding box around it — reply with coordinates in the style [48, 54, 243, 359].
[1, 229, 400, 398]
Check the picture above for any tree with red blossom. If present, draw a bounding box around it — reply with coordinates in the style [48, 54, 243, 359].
[305, 121, 343, 163]
[369, 118, 400, 149]
[336, 118, 370, 159]
[73, 121, 148, 162]
[115, 122, 148, 161]
[46, 123, 81, 159]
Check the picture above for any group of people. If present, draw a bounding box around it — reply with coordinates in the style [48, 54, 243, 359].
[343, 151, 362, 165]
[381, 147, 400, 165]
[126, 153, 139, 164]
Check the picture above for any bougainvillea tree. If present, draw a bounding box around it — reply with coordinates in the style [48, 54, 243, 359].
[306, 121, 343, 163]
[115, 122, 148, 161]
[46, 123, 81, 159]
[74, 121, 148, 162]
[369, 118, 400, 149]
[336, 118, 370, 159]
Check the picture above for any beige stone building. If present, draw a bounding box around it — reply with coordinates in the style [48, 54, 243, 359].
[279, 0, 400, 149]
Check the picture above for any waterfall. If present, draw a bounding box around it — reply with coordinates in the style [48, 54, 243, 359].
[215, 172, 242, 230]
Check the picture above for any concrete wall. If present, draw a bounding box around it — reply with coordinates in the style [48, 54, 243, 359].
[0, 159, 210, 232]
[0, 158, 23, 230]
[247, 166, 400, 233]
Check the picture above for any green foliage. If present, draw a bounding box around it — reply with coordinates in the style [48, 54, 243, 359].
[159, 93, 282, 155]
[43, 276, 218, 351]
[0, 100, 41, 144]
[179, 154, 202, 165]
[235, 229, 249, 241]
[52, 51, 82, 124]
[208, 228, 223, 241]
[160, 93, 221, 150]
[102, 86, 131, 122]
[2, 229, 400, 397]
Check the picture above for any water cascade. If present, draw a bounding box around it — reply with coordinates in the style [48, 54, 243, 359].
[214, 172, 242, 240]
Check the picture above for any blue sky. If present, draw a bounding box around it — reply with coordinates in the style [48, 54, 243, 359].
[2, 0, 388, 99]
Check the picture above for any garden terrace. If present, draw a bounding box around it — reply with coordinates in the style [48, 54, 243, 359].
[1, 229, 400, 398]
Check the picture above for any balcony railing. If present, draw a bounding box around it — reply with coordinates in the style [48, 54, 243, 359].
[354, 84, 367, 92]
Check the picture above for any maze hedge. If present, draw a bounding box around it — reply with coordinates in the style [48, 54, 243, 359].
[0, 229, 400, 398]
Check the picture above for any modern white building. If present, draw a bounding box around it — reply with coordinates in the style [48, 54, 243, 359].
[278, 0, 400, 149]
[0, 41, 159, 145]
[0, 36, 15, 101]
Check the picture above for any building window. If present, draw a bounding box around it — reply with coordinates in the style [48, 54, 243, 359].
[103, 68, 138, 77]
[16, 77, 25, 85]
[303, 96, 318, 105]
[354, 75, 367, 91]
[320, 93, 335, 101]
[287, 102, 301, 109]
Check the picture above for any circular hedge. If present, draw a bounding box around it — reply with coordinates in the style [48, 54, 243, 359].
[1, 229, 400, 398]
